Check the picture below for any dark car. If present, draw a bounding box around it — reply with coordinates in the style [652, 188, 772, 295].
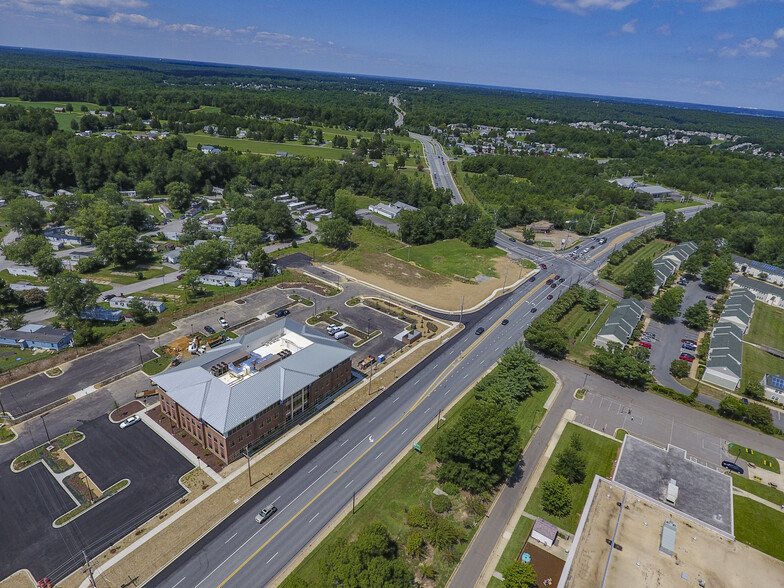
[501, 319, 509, 326]
[274, 309, 290, 318]
[540, 263, 547, 269]
[531, 308, 537, 313]
[682, 343, 697, 351]
[706, 295, 716, 300]
[721, 461, 744, 474]
[554, 275, 560, 281]
[550, 283, 557, 288]
[103, 294, 116, 301]
[546, 278, 554, 285]
[529, 277, 536, 282]
[558, 277, 565, 283]
[509, 236, 516, 242]
[475, 327, 485, 335]
[204, 325, 216, 334]
[170, 357, 181, 367]
[546, 294, 553, 300]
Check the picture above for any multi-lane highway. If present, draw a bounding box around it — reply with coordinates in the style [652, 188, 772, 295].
[409, 132, 462, 204]
[144, 205, 711, 587]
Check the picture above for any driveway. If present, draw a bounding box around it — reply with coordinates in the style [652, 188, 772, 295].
[356, 209, 400, 235]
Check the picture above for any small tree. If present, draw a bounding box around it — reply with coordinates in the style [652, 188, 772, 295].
[743, 381, 765, 400]
[624, 258, 655, 298]
[702, 257, 733, 292]
[670, 359, 690, 379]
[406, 531, 425, 559]
[683, 300, 711, 330]
[317, 218, 352, 249]
[554, 446, 586, 484]
[541, 475, 572, 518]
[502, 561, 537, 588]
[581, 289, 601, 312]
[651, 287, 684, 321]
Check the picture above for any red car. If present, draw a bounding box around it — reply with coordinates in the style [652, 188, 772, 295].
[547, 294, 553, 300]
[540, 263, 547, 269]
[679, 353, 695, 362]
[554, 275, 561, 280]
[639, 341, 652, 349]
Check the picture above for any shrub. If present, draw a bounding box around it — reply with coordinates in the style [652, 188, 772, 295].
[407, 505, 437, 529]
[432, 495, 453, 513]
[406, 530, 425, 559]
[441, 481, 460, 495]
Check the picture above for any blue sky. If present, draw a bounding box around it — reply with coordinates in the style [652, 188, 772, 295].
[0, 0, 782, 110]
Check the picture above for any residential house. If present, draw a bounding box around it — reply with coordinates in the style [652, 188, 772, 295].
[162, 249, 182, 264]
[733, 255, 784, 287]
[81, 307, 125, 322]
[43, 227, 86, 248]
[652, 241, 697, 294]
[610, 177, 638, 189]
[0, 324, 73, 351]
[527, 220, 555, 233]
[152, 318, 354, 464]
[219, 267, 257, 283]
[23, 190, 43, 200]
[701, 288, 755, 390]
[593, 298, 645, 349]
[8, 266, 39, 278]
[201, 146, 222, 155]
[731, 275, 784, 309]
[109, 296, 166, 313]
[198, 274, 241, 287]
[159, 204, 173, 218]
[120, 190, 137, 198]
[9, 282, 48, 293]
[761, 374, 784, 403]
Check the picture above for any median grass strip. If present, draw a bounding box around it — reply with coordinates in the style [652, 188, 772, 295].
[732, 474, 784, 504]
[525, 423, 621, 534]
[733, 495, 784, 561]
[284, 368, 554, 587]
[55, 479, 130, 527]
[487, 516, 535, 588]
[727, 442, 780, 473]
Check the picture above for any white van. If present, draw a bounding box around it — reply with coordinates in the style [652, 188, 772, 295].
[334, 331, 348, 340]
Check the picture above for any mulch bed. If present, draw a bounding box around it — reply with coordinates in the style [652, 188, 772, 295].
[279, 281, 332, 296]
[110, 401, 145, 422]
[520, 542, 566, 587]
[147, 405, 225, 473]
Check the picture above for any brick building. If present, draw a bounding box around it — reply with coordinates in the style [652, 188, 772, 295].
[152, 318, 354, 464]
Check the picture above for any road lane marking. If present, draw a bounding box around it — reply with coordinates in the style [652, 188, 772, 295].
[308, 465, 318, 473]
[340, 439, 348, 446]
[345, 480, 353, 488]
[224, 533, 237, 544]
[393, 396, 399, 403]
[216, 278, 551, 587]
[401, 428, 408, 435]
[375, 452, 383, 460]
[369, 416, 376, 423]
[266, 552, 278, 565]
[171, 578, 186, 588]
[308, 513, 319, 524]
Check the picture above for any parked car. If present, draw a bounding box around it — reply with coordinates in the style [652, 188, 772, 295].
[103, 294, 116, 301]
[547, 294, 553, 300]
[274, 308, 290, 318]
[721, 461, 744, 474]
[326, 324, 342, 335]
[639, 341, 652, 349]
[120, 416, 140, 429]
[255, 503, 277, 523]
[219, 317, 229, 329]
[682, 343, 697, 351]
[706, 295, 716, 300]
[170, 358, 181, 367]
[681, 339, 697, 345]
[540, 263, 547, 269]
[204, 325, 216, 334]
[334, 331, 349, 340]
[501, 319, 509, 326]
[679, 353, 695, 362]
[176, 273, 184, 280]
[475, 327, 485, 335]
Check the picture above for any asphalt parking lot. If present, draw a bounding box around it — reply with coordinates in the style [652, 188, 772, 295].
[0, 415, 191, 582]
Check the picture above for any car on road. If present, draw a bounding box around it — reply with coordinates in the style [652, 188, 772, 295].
[204, 325, 216, 334]
[274, 309, 290, 318]
[219, 317, 229, 329]
[475, 327, 485, 335]
[558, 277, 565, 283]
[529, 277, 536, 282]
[255, 503, 277, 523]
[721, 461, 744, 474]
[598, 237, 607, 244]
[546, 294, 553, 300]
[531, 308, 537, 313]
[546, 278, 554, 285]
[550, 283, 557, 288]
[589, 245, 595, 250]
[679, 353, 695, 362]
[501, 319, 509, 326]
[554, 274, 560, 280]
[639, 341, 652, 349]
[681, 339, 696, 345]
[120, 416, 140, 429]
[540, 263, 547, 269]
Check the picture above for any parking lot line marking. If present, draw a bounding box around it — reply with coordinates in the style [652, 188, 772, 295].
[171, 578, 187, 588]
[266, 552, 278, 565]
[224, 533, 237, 544]
[308, 513, 319, 524]
[345, 480, 353, 489]
[308, 465, 318, 473]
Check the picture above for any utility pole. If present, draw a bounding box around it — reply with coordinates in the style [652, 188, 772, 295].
[367, 364, 373, 396]
[589, 215, 596, 236]
[40, 414, 51, 444]
[459, 296, 464, 324]
[82, 551, 97, 588]
[611, 207, 617, 225]
[244, 445, 252, 486]
[437, 408, 442, 430]
[352, 491, 356, 514]
[502, 267, 509, 293]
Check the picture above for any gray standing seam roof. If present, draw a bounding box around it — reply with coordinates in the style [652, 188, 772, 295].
[732, 275, 784, 298]
[152, 318, 354, 435]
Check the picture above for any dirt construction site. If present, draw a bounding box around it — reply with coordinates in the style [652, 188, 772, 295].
[563, 477, 784, 588]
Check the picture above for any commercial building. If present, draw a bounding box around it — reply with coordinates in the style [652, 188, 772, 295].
[152, 318, 355, 464]
[634, 184, 675, 201]
[0, 324, 73, 351]
[368, 201, 420, 220]
[593, 298, 645, 349]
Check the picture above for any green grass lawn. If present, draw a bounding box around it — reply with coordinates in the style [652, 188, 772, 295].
[390, 239, 505, 280]
[525, 423, 621, 533]
[488, 516, 535, 588]
[740, 343, 784, 393]
[653, 200, 699, 212]
[183, 133, 350, 159]
[565, 298, 617, 365]
[727, 442, 780, 473]
[0, 346, 53, 371]
[606, 239, 673, 285]
[286, 368, 554, 587]
[79, 264, 176, 286]
[745, 301, 784, 351]
[732, 474, 784, 503]
[733, 495, 784, 561]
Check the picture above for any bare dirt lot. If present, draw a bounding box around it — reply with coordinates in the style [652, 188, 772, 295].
[521, 542, 565, 587]
[504, 227, 581, 250]
[564, 478, 784, 588]
[332, 256, 531, 311]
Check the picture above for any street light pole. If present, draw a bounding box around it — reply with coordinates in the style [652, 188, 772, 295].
[83, 473, 94, 503]
[244, 445, 252, 486]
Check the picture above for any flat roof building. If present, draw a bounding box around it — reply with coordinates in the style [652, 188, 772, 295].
[152, 318, 355, 464]
[593, 298, 645, 349]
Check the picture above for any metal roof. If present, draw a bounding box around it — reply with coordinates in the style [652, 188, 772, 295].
[596, 298, 645, 346]
[152, 318, 354, 435]
[706, 322, 744, 378]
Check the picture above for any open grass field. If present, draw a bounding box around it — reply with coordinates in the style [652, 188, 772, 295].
[733, 495, 784, 561]
[732, 473, 784, 503]
[390, 239, 505, 280]
[0, 346, 52, 372]
[745, 301, 784, 351]
[0, 96, 103, 112]
[652, 200, 699, 212]
[488, 516, 535, 588]
[727, 442, 780, 473]
[182, 133, 350, 159]
[565, 299, 617, 364]
[525, 423, 621, 533]
[740, 343, 784, 396]
[285, 369, 554, 587]
[78, 263, 175, 286]
[606, 239, 673, 285]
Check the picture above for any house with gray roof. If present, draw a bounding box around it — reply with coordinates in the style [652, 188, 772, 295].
[733, 254, 784, 287]
[0, 324, 73, 351]
[701, 288, 755, 390]
[152, 318, 354, 464]
[731, 275, 784, 309]
[652, 241, 697, 293]
[718, 288, 755, 333]
[593, 298, 645, 350]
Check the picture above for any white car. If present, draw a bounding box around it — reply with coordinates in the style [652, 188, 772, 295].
[119, 415, 140, 429]
[255, 503, 277, 523]
[219, 317, 229, 329]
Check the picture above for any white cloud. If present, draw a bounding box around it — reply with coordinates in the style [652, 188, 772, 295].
[621, 19, 637, 33]
[4, 0, 147, 16]
[88, 11, 159, 27]
[533, 0, 638, 15]
[714, 32, 734, 41]
[163, 23, 234, 38]
[702, 0, 741, 11]
[738, 36, 778, 57]
[774, 28, 784, 40]
[655, 24, 671, 36]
